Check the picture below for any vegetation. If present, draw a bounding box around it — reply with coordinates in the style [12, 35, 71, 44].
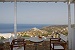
[41, 25, 68, 36]
[22, 35, 30, 37]
[0, 36, 5, 40]
[18, 25, 68, 37]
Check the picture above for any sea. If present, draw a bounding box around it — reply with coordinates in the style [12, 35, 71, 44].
[0, 24, 50, 33]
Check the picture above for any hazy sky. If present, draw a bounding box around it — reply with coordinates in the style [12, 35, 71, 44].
[0, 2, 74, 24]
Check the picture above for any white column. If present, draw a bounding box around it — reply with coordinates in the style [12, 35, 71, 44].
[74, 3, 75, 23]
[68, 1, 72, 50]
[14, 0, 17, 39]
[72, 3, 75, 50]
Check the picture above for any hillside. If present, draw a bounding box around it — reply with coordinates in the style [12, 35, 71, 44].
[18, 25, 68, 37]
[40, 25, 68, 36]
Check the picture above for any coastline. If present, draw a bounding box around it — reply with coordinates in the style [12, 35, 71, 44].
[0, 33, 14, 39]
[0, 24, 68, 42]
[0, 32, 68, 42]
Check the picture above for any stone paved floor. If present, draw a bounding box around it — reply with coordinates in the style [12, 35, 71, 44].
[4, 40, 68, 50]
[13, 41, 50, 50]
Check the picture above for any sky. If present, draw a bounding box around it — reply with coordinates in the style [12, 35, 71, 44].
[0, 2, 74, 24]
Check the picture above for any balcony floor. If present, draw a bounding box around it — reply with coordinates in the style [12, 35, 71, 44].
[4, 41, 68, 50]
[12, 41, 50, 50]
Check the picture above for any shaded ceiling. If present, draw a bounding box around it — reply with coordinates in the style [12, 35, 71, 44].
[0, 0, 75, 3]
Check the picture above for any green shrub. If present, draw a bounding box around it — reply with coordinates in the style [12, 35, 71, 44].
[22, 35, 30, 37]
[0, 36, 5, 40]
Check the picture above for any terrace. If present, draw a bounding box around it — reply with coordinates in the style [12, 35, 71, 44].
[1, 35, 68, 50]
[0, 0, 75, 50]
